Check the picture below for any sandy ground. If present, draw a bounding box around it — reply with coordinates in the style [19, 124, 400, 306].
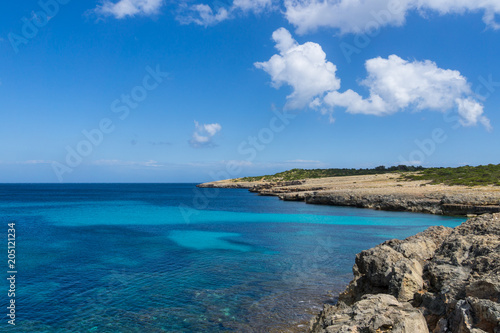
[201, 173, 500, 197]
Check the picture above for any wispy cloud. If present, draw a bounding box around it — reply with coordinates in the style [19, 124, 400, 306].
[177, 3, 230, 26]
[95, 0, 164, 19]
[95, 0, 500, 31]
[284, 0, 500, 34]
[92, 159, 162, 167]
[22, 160, 53, 164]
[0, 160, 54, 165]
[189, 121, 222, 148]
[176, 0, 274, 26]
[149, 141, 171, 146]
[285, 159, 321, 164]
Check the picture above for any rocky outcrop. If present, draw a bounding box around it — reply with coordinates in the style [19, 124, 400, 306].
[282, 192, 500, 216]
[310, 294, 429, 333]
[309, 213, 500, 333]
[198, 174, 500, 216]
[197, 180, 305, 190]
[197, 182, 254, 189]
[248, 181, 305, 194]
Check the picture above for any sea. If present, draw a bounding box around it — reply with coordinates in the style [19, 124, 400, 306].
[0, 184, 465, 332]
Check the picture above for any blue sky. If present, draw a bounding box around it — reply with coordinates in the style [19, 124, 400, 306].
[1, 0, 499, 182]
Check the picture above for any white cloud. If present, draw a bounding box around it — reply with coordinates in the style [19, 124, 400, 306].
[284, 0, 409, 34]
[456, 98, 492, 130]
[189, 121, 222, 148]
[233, 0, 273, 13]
[256, 30, 491, 129]
[323, 90, 389, 116]
[177, 0, 273, 26]
[96, 0, 163, 19]
[323, 55, 491, 129]
[21, 160, 53, 164]
[204, 123, 223, 136]
[177, 4, 229, 26]
[254, 28, 340, 109]
[97, 0, 500, 29]
[284, 0, 500, 34]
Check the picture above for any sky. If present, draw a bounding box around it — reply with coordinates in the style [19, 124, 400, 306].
[1, 0, 499, 183]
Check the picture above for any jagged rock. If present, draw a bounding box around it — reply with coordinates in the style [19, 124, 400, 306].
[339, 226, 453, 305]
[338, 245, 424, 304]
[416, 214, 500, 331]
[309, 294, 429, 333]
[310, 214, 500, 333]
[467, 297, 500, 332]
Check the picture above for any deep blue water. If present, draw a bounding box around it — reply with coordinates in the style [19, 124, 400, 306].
[0, 184, 465, 332]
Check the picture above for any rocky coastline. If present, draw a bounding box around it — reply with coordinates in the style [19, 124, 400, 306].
[309, 213, 500, 333]
[198, 174, 500, 216]
[198, 175, 500, 332]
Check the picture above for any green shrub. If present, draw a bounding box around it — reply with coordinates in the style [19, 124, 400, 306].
[237, 165, 424, 182]
[401, 164, 500, 186]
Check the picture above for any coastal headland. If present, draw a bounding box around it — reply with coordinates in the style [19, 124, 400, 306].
[198, 172, 500, 216]
[199, 167, 500, 332]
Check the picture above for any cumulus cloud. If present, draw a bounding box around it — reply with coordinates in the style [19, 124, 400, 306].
[189, 121, 222, 148]
[256, 29, 491, 129]
[456, 98, 492, 129]
[284, 0, 500, 34]
[323, 55, 491, 129]
[177, 0, 274, 26]
[284, 0, 409, 34]
[96, 0, 500, 29]
[96, 0, 163, 19]
[254, 28, 340, 109]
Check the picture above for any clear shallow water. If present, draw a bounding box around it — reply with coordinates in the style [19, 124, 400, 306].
[0, 184, 465, 332]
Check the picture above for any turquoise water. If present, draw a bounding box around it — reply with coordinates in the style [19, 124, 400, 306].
[0, 184, 465, 332]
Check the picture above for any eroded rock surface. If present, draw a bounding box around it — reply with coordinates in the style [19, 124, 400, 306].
[310, 294, 429, 333]
[310, 213, 500, 333]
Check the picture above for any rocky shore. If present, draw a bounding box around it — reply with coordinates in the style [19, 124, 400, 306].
[309, 213, 500, 333]
[199, 176, 500, 331]
[198, 174, 500, 216]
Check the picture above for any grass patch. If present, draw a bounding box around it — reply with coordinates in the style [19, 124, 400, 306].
[402, 164, 500, 186]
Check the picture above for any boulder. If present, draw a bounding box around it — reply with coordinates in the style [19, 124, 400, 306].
[339, 226, 453, 305]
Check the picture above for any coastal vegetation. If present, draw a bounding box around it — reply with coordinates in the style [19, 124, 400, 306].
[402, 164, 500, 186]
[238, 165, 424, 182]
[238, 163, 500, 186]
